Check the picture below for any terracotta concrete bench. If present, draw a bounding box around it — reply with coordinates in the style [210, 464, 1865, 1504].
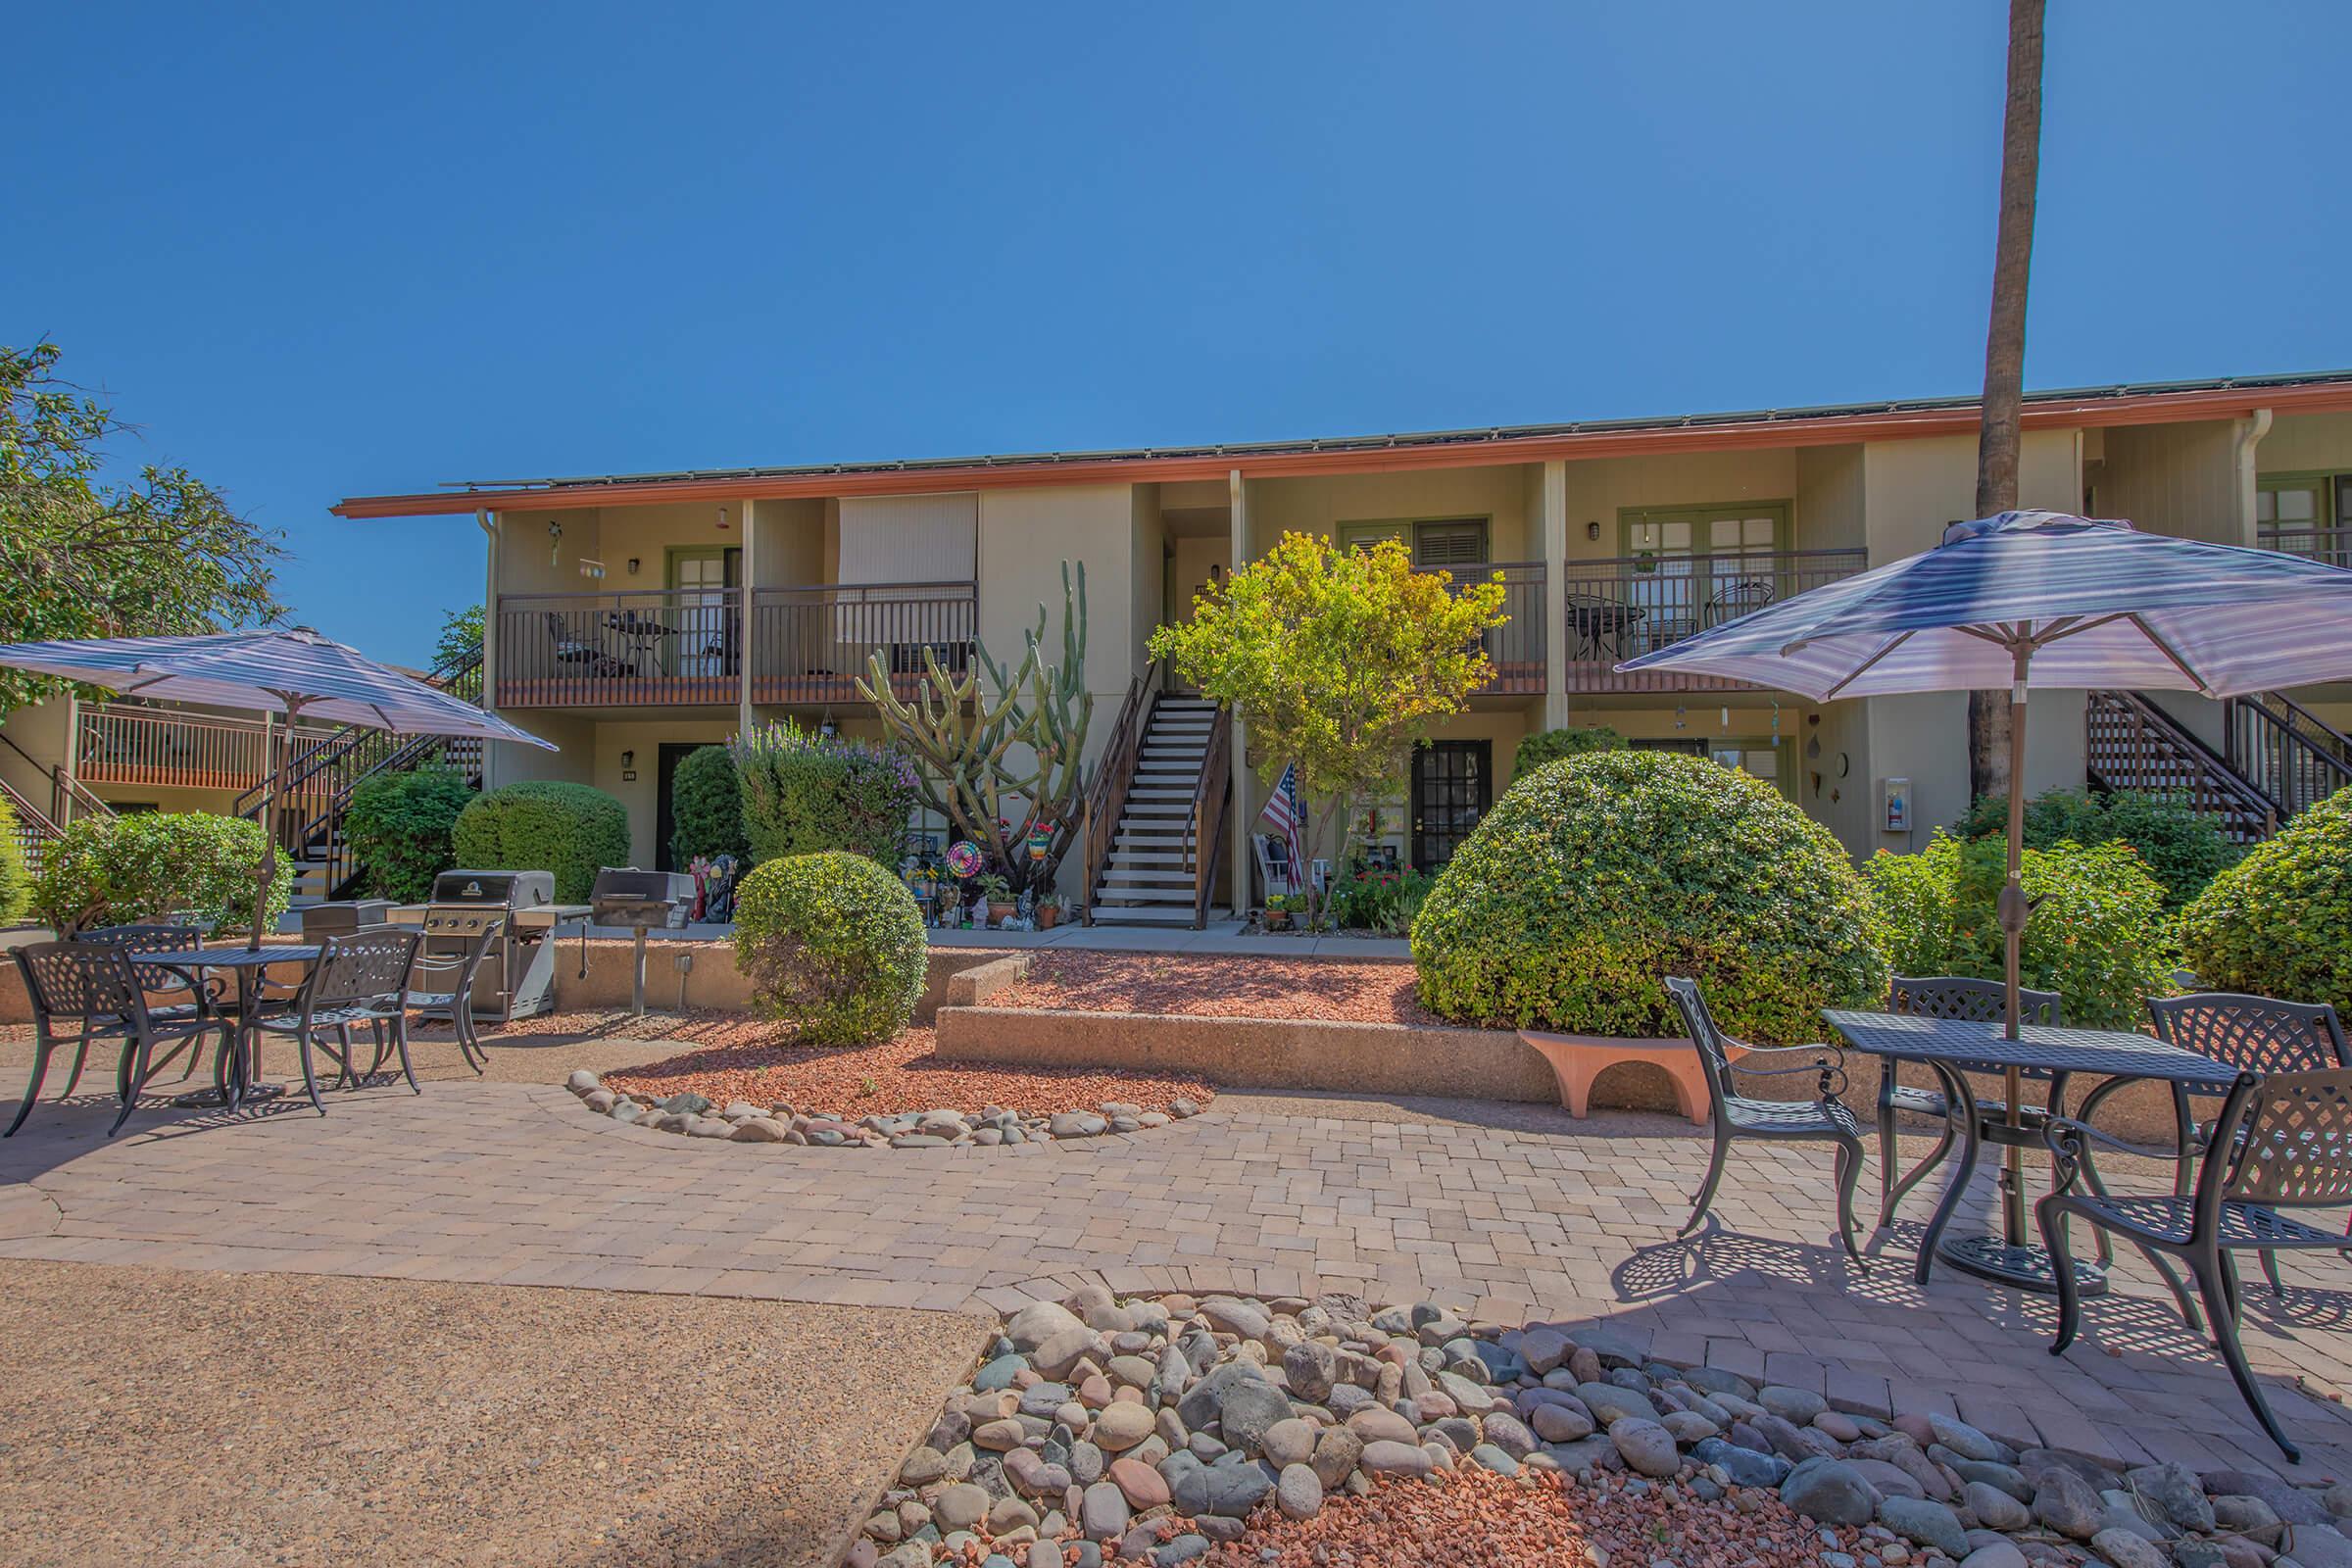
[1517, 1031, 1748, 1125]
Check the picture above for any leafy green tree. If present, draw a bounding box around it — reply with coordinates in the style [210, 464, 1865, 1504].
[432, 604, 484, 672]
[344, 767, 477, 902]
[1952, 786, 2241, 910]
[0, 343, 283, 710]
[669, 743, 750, 864]
[1150, 531, 1506, 924]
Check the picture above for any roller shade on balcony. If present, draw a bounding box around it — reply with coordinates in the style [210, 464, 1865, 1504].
[838, 493, 977, 584]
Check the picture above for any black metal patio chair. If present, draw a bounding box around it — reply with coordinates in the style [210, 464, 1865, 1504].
[544, 611, 632, 678]
[2040, 1065, 2352, 1461]
[1664, 975, 1867, 1263]
[74, 923, 223, 1091]
[8, 942, 231, 1137]
[1874, 975, 2064, 1227]
[2073, 993, 2352, 1288]
[252, 930, 423, 1113]
[392, 916, 503, 1074]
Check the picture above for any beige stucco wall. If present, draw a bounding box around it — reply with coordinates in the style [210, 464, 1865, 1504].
[1130, 485, 1165, 673]
[2093, 419, 2247, 547]
[2257, 411, 2352, 474]
[1560, 449, 1804, 561]
[1250, 465, 1541, 562]
[0, 699, 75, 811]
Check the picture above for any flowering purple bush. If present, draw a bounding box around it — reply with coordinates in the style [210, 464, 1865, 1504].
[728, 720, 920, 867]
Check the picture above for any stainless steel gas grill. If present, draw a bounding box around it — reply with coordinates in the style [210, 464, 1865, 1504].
[403, 870, 590, 1023]
[586, 867, 694, 1015]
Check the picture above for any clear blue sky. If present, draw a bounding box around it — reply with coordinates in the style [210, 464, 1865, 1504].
[9, 2, 2348, 666]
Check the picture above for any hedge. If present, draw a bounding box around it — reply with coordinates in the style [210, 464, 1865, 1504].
[1953, 786, 2241, 910]
[732, 850, 927, 1044]
[730, 720, 918, 865]
[669, 744, 749, 865]
[29, 810, 291, 936]
[1410, 749, 1885, 1045]
[1511, 724, 1625, 775]
[344, 766, 476, 903]
[451, 780, 630, 904]
[1862, 829, 2173, 1030]
[2177, 788, 2352, 1015]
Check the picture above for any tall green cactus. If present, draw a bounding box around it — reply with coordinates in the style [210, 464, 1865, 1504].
[858, 562, 1092, 896]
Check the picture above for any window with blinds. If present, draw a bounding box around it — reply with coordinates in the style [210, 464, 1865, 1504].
[1336, 517, 1491, 567]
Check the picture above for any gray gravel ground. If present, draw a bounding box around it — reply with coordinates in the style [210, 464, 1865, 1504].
[0, 1259, 987, 1568]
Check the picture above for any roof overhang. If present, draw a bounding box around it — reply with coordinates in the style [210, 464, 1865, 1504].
[333, 372, 2352, 519]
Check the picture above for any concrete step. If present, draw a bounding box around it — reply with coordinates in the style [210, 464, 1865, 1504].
[1100, 866, 1193, 883]
[1094, 885, 1194, 904]
[1088, 906, 1196, 926]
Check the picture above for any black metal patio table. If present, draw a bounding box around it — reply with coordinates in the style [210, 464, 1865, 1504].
[1822, 1008, 2232, 1295]
[146, 946, 325, 1110]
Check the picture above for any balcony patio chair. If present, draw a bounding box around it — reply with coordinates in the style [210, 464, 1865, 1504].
[252, 930, 423, 1114]
[543, 612, 633, 679]
[392, 916, 503, 1074]
[2040, 1066, 2352, 1461]
[1874, 975, 2064, 1227]
[2072, 993, 2352, 1292]
[1252, 833, 1303, 904]
[1703, 576, 1776, 628]
[1663, 975, 1866, 1263]
[9, 942, 232, 1137]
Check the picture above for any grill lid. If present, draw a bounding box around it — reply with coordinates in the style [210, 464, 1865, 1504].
[430, 869, 557, 908]
[588, 867, 693, 908]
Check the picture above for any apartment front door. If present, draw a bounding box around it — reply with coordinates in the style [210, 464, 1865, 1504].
[1411, 740, 1491, 870]
[654, 742, 705, 872]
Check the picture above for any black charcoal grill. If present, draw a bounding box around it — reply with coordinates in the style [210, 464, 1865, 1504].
[586, 867, 693, 1015]
[420, 869, 587, 1022]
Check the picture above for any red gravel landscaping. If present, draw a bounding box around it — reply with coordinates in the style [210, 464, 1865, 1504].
[1204, 1467, 1844, 1568]
[995, 953, 1437, 1026]
[593, 1017, 1215, 1118]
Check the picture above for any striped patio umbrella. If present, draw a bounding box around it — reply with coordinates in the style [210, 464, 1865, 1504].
[0, 626, 554, 947]
[1618, 511, 2352, 1032]
[1620, 511, 2352, 1292]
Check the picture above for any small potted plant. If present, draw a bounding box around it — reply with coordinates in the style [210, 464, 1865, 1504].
[978, 873, 1016, 926]
[1038, 893, 1066, 930]
[1263, 893, 1295, 931]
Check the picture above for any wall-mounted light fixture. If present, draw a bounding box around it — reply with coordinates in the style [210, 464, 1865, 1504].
[626, 558, 641, 576]
[715, 506, 731, 530]
[547, 518, 564, 564]
[619, 749, 635, 770]
[1586, 520, 1600, 542]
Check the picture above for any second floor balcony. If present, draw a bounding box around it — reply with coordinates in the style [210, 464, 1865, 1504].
[1559, 548, 1869, 693]
[493, 582, 979, 709]
[75, 704, 332, 790]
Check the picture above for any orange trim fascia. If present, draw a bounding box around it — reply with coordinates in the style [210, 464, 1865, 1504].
[332, 379, 2352, 519]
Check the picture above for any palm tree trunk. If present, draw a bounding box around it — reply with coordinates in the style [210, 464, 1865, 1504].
[1968, 0, 2046, 805]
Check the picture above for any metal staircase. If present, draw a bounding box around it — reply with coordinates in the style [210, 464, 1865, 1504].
[233, 648, 485, 905]
[2225, 691, 2352, 822]
[1080, 674, 1231, 927]
[2085, 689, 2279, 843]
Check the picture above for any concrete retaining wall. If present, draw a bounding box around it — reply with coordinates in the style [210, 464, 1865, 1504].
[933, 1003, 2205, 1143]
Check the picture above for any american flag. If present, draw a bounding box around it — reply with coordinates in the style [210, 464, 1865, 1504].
[1257, 761, 1306, 892]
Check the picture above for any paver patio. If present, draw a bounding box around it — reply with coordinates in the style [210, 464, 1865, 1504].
[2, 1053, 2348, 1495]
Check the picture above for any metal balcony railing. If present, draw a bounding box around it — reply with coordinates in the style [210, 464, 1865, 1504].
[1453, 563, 1545, 696]
[750, 581, 979, 705]
[75, 705, 327, 789]
[1558, 548, 1868, 693]
[494, 589, 744, 708]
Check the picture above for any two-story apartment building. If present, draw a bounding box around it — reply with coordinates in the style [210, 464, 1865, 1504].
[24, 368, 2327, 924]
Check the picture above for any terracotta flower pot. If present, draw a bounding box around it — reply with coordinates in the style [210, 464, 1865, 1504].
[988, 901, 1017, 925]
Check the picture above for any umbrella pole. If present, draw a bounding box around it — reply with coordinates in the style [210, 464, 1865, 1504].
[250, 696, 301, 953]
[1998, 646, 2031, 1248]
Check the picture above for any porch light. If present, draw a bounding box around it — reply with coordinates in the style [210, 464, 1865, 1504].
[1586, 520, 1600, 541]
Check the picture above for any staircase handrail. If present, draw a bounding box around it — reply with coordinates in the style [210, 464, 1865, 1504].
[1190, 706, 1234, 929]
[2086, 689, 2279, 835]
[0, 730, 114, 826]
[1079, 660, 1159, 925]
[231, 647, 483, 820]
[2226, 691, 2352, 820]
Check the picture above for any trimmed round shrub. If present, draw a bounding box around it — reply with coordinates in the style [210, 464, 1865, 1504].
[451, 780, 630, 904]
[1862, 830, 2174, 1030]
[0, 796, 27, 924]
[1512, 724, 1624, 775]
[29, 810, 291, 936]
[669, 744, 749, 865]
[2177, 788, 2352, 1014]
[730, 720, 918, 866]
[1411, 750, 1885, 1045]
[732, 851, 927, 1045]
[1954, 786, 2241, 910]
[344, 766, 476, 903]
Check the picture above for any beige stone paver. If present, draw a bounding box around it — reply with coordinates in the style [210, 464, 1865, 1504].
[0, 1072, 2347, 1485]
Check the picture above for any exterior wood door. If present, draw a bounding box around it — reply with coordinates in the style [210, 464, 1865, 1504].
[1412, 740, 1491, 870]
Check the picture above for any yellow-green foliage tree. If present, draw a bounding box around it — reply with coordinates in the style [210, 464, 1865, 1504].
[1149, 531, 1506, 925]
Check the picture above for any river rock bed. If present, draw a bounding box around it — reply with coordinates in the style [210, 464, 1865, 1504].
[563, 1070, 1202, 1148]
[847, 1286, 2351, 1568]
